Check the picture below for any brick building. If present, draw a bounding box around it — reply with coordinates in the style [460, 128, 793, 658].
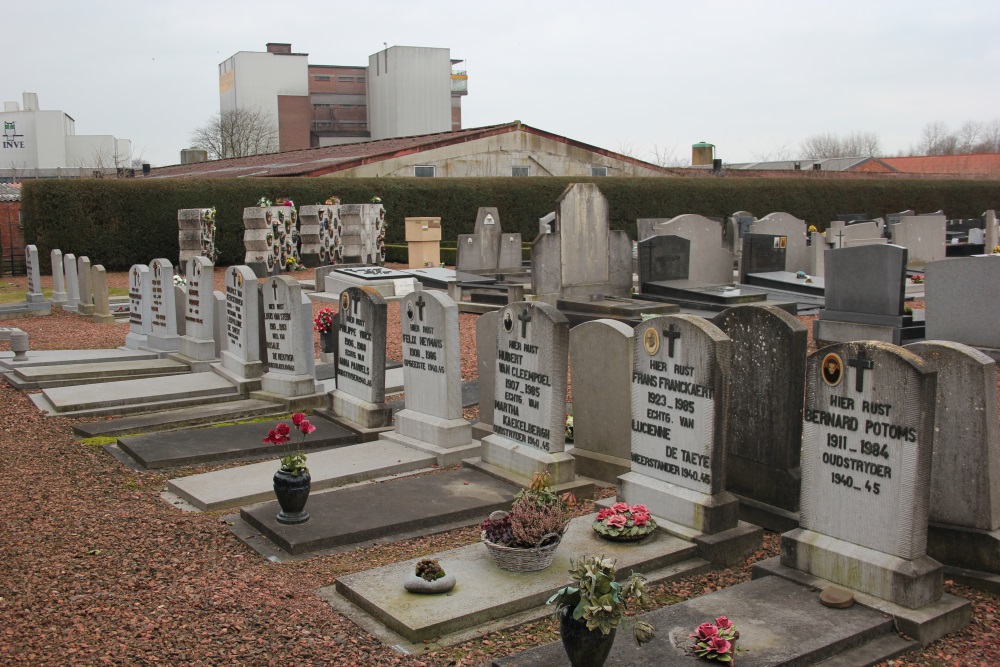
[0, 183, 24, 275]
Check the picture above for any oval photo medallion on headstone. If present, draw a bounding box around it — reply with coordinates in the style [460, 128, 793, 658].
[503, 310, 514, 332]
[643, 327, 660, 355]
[341, 291, 350, 310]
[406, 300, 414, 320]
[821, 352, 844, 386]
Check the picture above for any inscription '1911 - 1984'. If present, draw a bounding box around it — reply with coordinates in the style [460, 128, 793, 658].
[493, 338, 552, 451]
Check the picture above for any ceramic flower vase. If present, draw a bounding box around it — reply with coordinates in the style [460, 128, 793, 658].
[559, 607, 616, 667]
[273, 469, 311, 524]
[319, 329, 336, 354]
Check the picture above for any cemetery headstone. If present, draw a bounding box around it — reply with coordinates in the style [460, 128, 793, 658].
[178, 257, 217, 362]
[739, 233, 787, 283]
[259, 275, 316, 397]
[638, 235, 690, 287]
[62, 253, 80, 313]
[457, 208, 523, 274]
[925, 255, 1000, 356]
[636, 214, 735, 284]
[984, 210, 999, 253]
[568, 319, 634, 483]
[212, 265, 265, 387]
[472, 310, 499, 440]
[24, 245, 44, 303]
[50, 249, 67, 305]
[619, 314, 738, 534]
[124, 264, 152, 349]
[381, 290, 478, 464]
[77, 256, 94, 315]
[330, 286, 392, 429]
[145, 258, 182, 353]
[891, 214, 946, 267]
[178, 207, 217, 265]
[783, 341, 941, 608]
[712, 304, 807, 529]
[904, 341, 999, 579]
[477, 301, 577, 487]
[90, 265, 115, 324]
[749, 212, 809, 273]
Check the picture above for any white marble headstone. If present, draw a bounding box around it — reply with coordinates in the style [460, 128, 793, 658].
[62, 253, 80, 312]
[125, 264, 152, 349]
[146, 258, 181, 352]
[400, 290, 461, 420]
[260, 275, 315, 396]
[50, 249, 67, 305]
[25, 245, 44, 303]
[336, 287, 388, 404]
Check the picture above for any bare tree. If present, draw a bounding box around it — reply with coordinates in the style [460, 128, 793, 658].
[980, 118, 1000, 153]
[190, 107, 279, 160]
[956, 120, 984, 153]
[649, 143, 686, 167]
[751, 142, 796, 162]
[800, 131, 881, 158]
[914, 121, 956, 155]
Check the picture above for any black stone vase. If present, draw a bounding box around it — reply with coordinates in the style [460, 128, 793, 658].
[319, 328, 336, 354]
[273, 469, 311, 524]
[559, 607, 617, 667]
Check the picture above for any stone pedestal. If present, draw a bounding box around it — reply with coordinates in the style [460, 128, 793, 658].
[330, 389, 392, 430]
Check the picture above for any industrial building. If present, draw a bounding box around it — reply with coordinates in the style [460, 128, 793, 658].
[0, 92, 133, 182]
[218, 43, 467, 152]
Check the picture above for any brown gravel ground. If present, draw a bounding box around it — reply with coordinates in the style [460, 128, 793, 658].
[0, 270, 997, 666]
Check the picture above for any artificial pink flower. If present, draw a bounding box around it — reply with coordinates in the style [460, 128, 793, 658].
[263, 429, 289, 445]
[292, 413, 306, 426]
[276, 423, 291, 436]
[596, 508, 615, 521]
[690, 623, 718, 641]
[299, 420, 316, 435]
[629, 504, 649, 514]
[611, 501, 630, 513]
[632, 512, 651, 526]
[715, 616, 733, 630]
[605, 514, 628, 528]
[706, 636, 731, 655]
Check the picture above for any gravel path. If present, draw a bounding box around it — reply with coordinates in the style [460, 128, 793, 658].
[0, 269, 996, 666]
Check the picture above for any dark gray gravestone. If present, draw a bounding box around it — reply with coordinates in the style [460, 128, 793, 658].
[905, 341, 999, 581]
[622, 314, 738, 534]
[638, 235, 690, 288]
[740, 233, 787, 282]
[784, 341, 941, 608]
[478, 301, 577, 487]
[568, 319, 634, 483]
[331, 286, 391, 428]
[824, 244, 907, 316]
[713, 305, 807, 530]
[472, 311, 499, 440]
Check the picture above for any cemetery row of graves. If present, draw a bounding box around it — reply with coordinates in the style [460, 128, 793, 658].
[1, 182, 998, 666]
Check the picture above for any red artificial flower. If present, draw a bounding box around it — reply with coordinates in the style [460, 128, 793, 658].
[291, 413, 306, 426]
[596, 508, 615, 521]
[715, 616, 733, 630]
[605, 514, 628, 528]
[706, 636, 731, 655]
[632, 512, 651, 526]
[691, 623, 718, 641]
[629, 504, 649, 514]
[299, 420, 316, 435]
[276, 423, 291, 436]
[611, 501, 630, 513]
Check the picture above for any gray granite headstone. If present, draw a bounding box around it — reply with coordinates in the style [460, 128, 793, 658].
[457, 208, 502, 273]
[784, 341, 941, 608]
[905, 341, 999, 575]
[62, 253, 80, 313]
[984, 210, 998, 253]
[712, 304, 807, 528]
[824, 244, 906, 316]
[925, 256, 1000, 351]
[125, 264, 152, 349]
[24, 245, 44, 303]
[568, 319, 634, 483]
[479, 301, 576, 486]
[620, 314, 737, 534]
[891, 214, 946, 268]
[179, 257, 216, 361]
[90, 265, 115, 324]
[473, 310, 499, 437]
[50, 249, 67, 305]
[214, 265, 264, 383]
[77, 256, 94, 315]
[637, 214, 734, 285]
[638, 235, 690, 287]
[331, 286, 391, 428]
[739, 233, 787, 282]
[750, 212, 809, 273]
[146, 259, 182, 352]
[260, 275, 315, 397]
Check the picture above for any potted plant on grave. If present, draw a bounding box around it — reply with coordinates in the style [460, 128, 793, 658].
[690, 617, 740, 663]
[592, 502, 657, 543]
[314, 307, 337, 354]
[264, 413, 316, 525]
[403, 558, 456, 594]
[480, 471, 575, 572]
[547, 556, 656, 667]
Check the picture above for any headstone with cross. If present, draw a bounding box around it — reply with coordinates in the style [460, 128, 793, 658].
[380, 290, 478, 465]
[748, 212, 809, 273]
[178, 257, 217, 363]
[475, 300, 582, 490]
[456, 207, 523, 274]
[24, 245, 44, 303]
[259, 275, 316, 398]
[622, 314, 742, 536]
[783, 340, 942, 607]
[330, 286, 392, 430]
[125, 264, 152, 349]
[212, 264, 265, 388]
[144, 258, 182, 352]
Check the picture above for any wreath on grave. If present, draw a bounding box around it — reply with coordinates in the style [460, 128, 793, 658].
[592, 502, 657, 542]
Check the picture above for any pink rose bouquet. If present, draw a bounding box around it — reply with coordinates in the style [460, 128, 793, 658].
[592, 502, 657, 541]
[691, 616, 738, 662]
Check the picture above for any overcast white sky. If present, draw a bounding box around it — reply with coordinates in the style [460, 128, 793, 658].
[5, 0, 998, 167]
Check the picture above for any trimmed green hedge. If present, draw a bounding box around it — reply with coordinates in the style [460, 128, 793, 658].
[20, 176, 1000, 271]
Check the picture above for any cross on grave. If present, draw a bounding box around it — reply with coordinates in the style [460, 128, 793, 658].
[836, 230, 845, 248]
[350, 290, 362, 315]
[230, 268, 238, 286]
[414, 294, 426, 321]
[665, 324, 681, 358]
[271, 281, 279, 301]
[518, 308, 531, 338]
[848, 349, 874, 392]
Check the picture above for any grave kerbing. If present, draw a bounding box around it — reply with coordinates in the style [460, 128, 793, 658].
[379, 290, 479, 465]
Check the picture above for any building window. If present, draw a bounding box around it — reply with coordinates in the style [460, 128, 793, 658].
[511, 166, 530, 177]
[591, 166, 608, 177]
[414, 165, 436, 178]
[314, 75, 331, 81]
[337, 76, 355, 82]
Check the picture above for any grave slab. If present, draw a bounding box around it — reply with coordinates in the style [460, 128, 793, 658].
[494, 575, 912, 667]
[117, 415, 357, 469]
[4, 358, 189, 390]
[72, 399, 286, 438]
[329, 514, 701, 644]
[241, 468, 517, 555]
[0, 348, 158, 371]
[36, 372, 237, 414]
[166, 440, 436, 511]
